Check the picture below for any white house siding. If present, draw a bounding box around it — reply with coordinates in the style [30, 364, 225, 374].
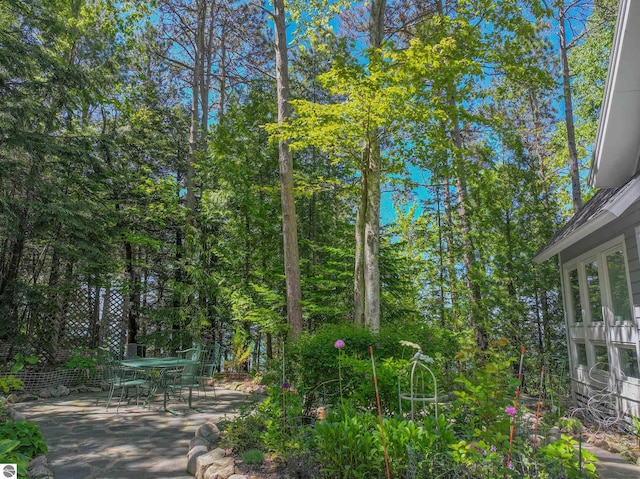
[558, 200, 640, 424]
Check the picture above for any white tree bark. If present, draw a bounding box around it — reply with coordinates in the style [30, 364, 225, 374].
[273, 0, 303, 339]
[354, 0, 385, 333]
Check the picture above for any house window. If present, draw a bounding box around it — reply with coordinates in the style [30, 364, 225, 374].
[575, 343, 588, 367]
[605, 249, 632, 323]
[593, 344, 609, 372]
[618, 347, 639, 379]
[585, 261, 603, 322]
[568, 269, 583, 322]
[562, 238, 633, 325]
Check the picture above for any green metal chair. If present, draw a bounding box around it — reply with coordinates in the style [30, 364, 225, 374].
[197, 344, 221, 398]
[104, 356, 150, 413]
[167, 348, 203, 407]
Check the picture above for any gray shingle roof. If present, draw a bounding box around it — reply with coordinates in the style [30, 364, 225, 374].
[534, 175, 640, 262]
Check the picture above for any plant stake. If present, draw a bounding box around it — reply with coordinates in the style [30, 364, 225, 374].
[370, 346, 392, 479]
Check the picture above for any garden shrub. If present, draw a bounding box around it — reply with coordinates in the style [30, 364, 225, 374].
[0, 420, 47, 459]
[61, 348, 98, 373]
[313, 408, 380, 479]
[536, 435, 597, 478]
[0, 439, 30, 479]
[0, 353, 38, 394]
[223, 332, 598, 479]
[222, 384, 313, 458]
[313, 405, 460, 479]
[288, 322, 458, 413]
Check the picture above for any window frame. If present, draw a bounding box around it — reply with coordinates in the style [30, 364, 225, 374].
[562, 236, 633, 327]
[614, 344, 640, 387]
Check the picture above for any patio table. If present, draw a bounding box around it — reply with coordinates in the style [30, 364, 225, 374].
[120, 357, 200, 413]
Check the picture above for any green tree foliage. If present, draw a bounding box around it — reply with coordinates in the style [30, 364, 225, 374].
[0, 0, 605, 383]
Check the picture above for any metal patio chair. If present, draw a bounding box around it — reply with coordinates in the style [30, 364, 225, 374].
[104, 356, 151, 413]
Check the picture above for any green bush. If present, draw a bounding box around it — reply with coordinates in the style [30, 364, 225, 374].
[314, 409, 381, 479]
[0, 420, 47, 460]
[62, 348, 98, 374]
[0, 353, 38, 394]
[0, 439, 30, 479]
[536, 435, 597, 478]
[288, 322, 458, 413]
[222, 384, 312, 458]
[313, 406, 459, 479]
[220, 414, 265, 452]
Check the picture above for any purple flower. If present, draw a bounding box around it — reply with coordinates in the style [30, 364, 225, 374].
[505, 406, 517, 416]
[282, 382, 290, 389]
[334, 339, 345, 349]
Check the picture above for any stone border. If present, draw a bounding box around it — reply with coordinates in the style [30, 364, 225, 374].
[186, 421, 247, 479]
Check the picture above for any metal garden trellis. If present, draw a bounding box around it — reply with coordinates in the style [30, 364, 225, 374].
[398, 349, 439, 422]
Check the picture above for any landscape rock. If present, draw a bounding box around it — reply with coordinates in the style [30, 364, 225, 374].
[202, 457, 234, 479]
[195, 449, 228, 479]
[190, 436, 211, 450]
[187, 446, 210, 475]
[195, 422, 221, 443]
[8, 408, 26, 422]
[38, 385, 69, 399]
[28, 455, 48, 469]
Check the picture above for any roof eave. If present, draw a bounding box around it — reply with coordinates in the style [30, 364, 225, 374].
[590, 0, 640, 188]
[533, 177, 640, 263]
[532, 210, 616, 263]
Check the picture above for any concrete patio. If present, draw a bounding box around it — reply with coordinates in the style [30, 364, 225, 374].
[12, 388, 252, 479]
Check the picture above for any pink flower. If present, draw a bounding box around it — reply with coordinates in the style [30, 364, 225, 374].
[505, 406, 517, 416]
[334, 339, 345, 349]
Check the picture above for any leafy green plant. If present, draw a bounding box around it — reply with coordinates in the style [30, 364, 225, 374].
[0, 353, 38, 395]
[451, 348, 518, 445]
[0, 421, 48, 459]
[313, 410, 381, 479]
[631, 415, 640, 448]
[557, 416, 583, 435]
[220, 414, 265, 452]
[0, 375, 24, 395]
[536, 435, 597, 478]
[0, 439, 29, 479]
[62, 348, 98, 373]
[242, 449, 264, 465]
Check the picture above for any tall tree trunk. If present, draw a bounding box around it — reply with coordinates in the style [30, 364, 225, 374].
[186, 0, 205, 250]
[435, 186, 446, 326]
[354, 0, 386, 333]
[354, 183, 366, 327]
[0, 234, 25, 339]
[273, 0, 303, 340]
[442, 175, 458, 324]
[450, 94, 487, 350]
[559, 4, 582, 213]
[218, 20, 227, 118]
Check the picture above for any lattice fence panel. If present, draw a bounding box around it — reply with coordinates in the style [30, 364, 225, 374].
[15, 285, 128, 364]
[101, 288, 126, 357]
[58, 287, 95, 349]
